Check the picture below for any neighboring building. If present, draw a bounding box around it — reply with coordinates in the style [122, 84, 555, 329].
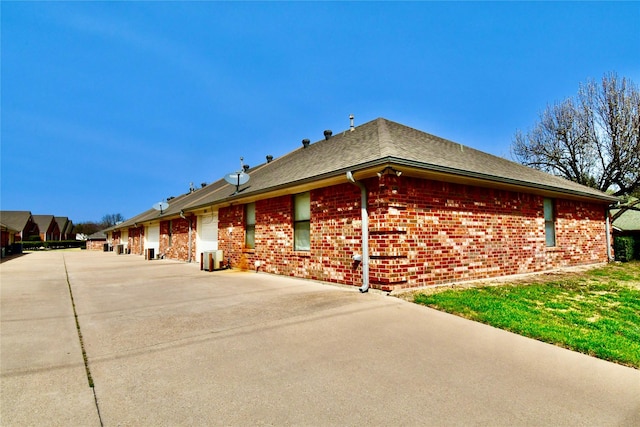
[32, 215, 61, 241]
[106, 118, 617, 292]
[611, 199, 640, 238]
[0, 222, 19, 257]
[85, 231, 108, 251]
[0, 211, 40, 255]
[55, 217, 76, 240]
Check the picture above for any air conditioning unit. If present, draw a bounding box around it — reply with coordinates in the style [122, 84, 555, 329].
[203, 250, 224, 271]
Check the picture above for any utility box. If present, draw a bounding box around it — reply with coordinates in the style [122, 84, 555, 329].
[202, 250, 224, 271]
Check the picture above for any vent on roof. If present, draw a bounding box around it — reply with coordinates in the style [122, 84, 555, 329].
[324, 130, 332, 140]
[243, 164, 250, 172]
[302, 138, 311, 148]
[201, 182, 207, 188]
[266, 155, 273, 163]
[349, 114, 355, 131]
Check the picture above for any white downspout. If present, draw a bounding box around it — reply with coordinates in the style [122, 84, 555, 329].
[605, 209, 612, 262]
[346, 171, 369, 293]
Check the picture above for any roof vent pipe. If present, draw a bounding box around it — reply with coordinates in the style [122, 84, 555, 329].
[266, 155, 273, 163]
[349, 114, 355, 131]
[302, 138, 311, 148]
[324, 130, 333, 140]
[243, 164, 250, 172]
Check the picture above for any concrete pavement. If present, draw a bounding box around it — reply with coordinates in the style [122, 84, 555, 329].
[2, 250, 639, 426]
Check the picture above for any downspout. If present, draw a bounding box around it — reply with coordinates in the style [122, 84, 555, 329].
[605, 207, 612, 262]
[346, 171, 369, 293]
[180, 210, 192, 263]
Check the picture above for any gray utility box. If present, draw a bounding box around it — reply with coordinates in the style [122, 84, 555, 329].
[202, 250, 224, 271]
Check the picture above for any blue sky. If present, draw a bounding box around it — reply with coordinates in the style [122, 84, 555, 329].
[2, 2, 639, 223]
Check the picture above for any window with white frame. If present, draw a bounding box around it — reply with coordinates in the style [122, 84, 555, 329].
[293, 192, 310, 251]
[245, 202, 255, 249]
[544, 198, 556, 247]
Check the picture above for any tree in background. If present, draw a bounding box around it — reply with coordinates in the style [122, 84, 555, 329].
[512, 72, 640, 219]
[101, 213, 124, 228]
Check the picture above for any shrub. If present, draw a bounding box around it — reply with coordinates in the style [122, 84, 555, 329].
[21, 240, 86, 250]
[614, 236, 638, 262]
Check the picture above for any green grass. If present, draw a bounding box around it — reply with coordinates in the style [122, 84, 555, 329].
[412, 261, 640, 368]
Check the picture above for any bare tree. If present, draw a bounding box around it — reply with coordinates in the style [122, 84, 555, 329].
[513, 72, 640, 219]
[101, 213, 125, 228]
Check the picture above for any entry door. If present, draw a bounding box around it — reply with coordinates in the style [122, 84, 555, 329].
[121, 230, 129, 250]
[197, 212, 218, 259]
[145, 224, 160, 253]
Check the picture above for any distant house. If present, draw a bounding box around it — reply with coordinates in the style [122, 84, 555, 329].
[55, 217, 75, 240]
[105, 118, 617, 292]
[85, 231, 108, 251]
[611, 199, 640, 238]
[32, 215, 61, 241]
[0, 211, 40, 255]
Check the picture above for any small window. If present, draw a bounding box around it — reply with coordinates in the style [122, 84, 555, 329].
[168, 220, 173, 246]
[294, 192, 310, 251]
[544, 198, 556, 247]
[245, 203, 255, 249]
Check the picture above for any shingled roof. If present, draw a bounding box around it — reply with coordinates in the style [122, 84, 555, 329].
[183, 117, 616, 210]
[0, 211, 34, 232]
[109, 117, 617, 230]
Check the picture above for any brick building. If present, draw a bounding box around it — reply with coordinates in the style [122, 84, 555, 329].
[105, 118, 617, 292]
[0, 211, 40, 256]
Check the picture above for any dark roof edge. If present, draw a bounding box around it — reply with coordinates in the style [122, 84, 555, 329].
[389, 157, 618, 203]
[186, 157, 616, 212]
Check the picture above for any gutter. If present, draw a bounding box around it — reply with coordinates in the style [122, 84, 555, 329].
[346, 171, 369, 293]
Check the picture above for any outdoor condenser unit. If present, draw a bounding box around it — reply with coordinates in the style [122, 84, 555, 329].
[203, 250, 224, 270]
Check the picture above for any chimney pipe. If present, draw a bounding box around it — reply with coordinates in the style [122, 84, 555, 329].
[266, 155, 273, 163]
[349, 114, 355, 131]
[302, 138, 311, 148]
[324, 130, 333, 140]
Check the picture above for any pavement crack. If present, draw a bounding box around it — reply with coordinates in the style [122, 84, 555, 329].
[63, 254, 104, 427]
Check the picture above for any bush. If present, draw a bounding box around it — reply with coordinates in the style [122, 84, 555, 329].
[614, 236, 638, 262]
[21, 240, 86, 251]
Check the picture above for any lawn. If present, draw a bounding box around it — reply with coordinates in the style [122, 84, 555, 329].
[411, 261, 640, 368]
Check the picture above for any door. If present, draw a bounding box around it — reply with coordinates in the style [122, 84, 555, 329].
[196, 211, 218, 260]
[145, 224, 160, 256]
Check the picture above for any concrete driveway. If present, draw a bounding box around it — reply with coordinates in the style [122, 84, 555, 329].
[2, 251, 639, 426]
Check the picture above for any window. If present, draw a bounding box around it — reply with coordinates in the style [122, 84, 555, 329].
[168, 220, 173, 246]
[245, 203, 255, 249]
[544, 198, 556, 247]
[293, 192, 310, 251]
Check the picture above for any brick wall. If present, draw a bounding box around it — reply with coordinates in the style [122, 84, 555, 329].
[212, 176, 610, 291]
[86, 240, 106, 251]
[158, 216, 197, 262]
[128, 227, 145, 255]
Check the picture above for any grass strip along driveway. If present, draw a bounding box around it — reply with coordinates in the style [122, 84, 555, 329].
[412, 261, 640, 368]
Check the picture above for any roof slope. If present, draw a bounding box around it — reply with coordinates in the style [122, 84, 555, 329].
[109, 117, 617, 230]
[0, 211, 33, 231]
[32, 215, 55, 231]
[184, 117, 615, 210]
[611, 199, 640, 231]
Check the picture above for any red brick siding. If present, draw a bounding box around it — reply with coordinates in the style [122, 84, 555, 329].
[111, 231, 121, 246]
[128, 227, 145, 255]
[218, 176, 609, 291]
[86, 240, 106, 251]
[158, 217, 197, 262]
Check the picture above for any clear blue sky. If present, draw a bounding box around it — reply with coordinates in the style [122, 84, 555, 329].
[2, 2, 639, 223]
